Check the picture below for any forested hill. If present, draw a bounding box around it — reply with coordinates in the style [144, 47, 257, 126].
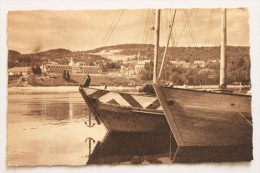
[87, 44, 250, 62]
[8, 44, 250, 68]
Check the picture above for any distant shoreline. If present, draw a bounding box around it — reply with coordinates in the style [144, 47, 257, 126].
[8, 84, 247, 95]
[8, 85, 142, 94]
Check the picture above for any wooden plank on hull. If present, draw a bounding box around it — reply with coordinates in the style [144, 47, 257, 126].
[79, 87, 101, 124]
[153, 84, 184, 146]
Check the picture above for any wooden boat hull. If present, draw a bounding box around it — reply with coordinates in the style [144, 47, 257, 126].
[79, 86, 251, 134]
[79, 87, 169, 132]
[154, 85, 252, 162]
[162, 87, 251, 116]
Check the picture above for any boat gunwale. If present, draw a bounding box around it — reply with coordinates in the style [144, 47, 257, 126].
[87, 87, 156, 97]
[161, 86, 252, 97]
[80, 86, 164, 119]
[87, 86, 251, 98]
[95, 98, 164, 115]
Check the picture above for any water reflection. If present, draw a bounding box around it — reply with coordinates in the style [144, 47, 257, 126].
[86, 131, 177, 165]
[8, 90, 176, 165]
[8, 92, 93, 123]
[8, 91, 106, 166]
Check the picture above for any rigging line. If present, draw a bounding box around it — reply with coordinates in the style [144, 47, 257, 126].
[158, 9, 177, 80]
[201, 9, 214, 62]
[103, 10, 125, 47]
[208, 9, 215, 46]
[206, 8, 215, 46]
[184, 9, 194, 47]
[147, 9, 153, 45]
[143, 9, 150, 42]
[179, 10, 189, 46]
[171, 14, 178, 47]
[204, 9, 214, 46]
[171, 9, 177, 47]
[148, 9, 154, 60]
[143, 9, 152, 58]
[213, 9, 221, 46]
[238, 110, 253, 126]
[142, 9, 150, 44]
[199, 9, 210, 67]
[171, 145, 179, 164]
[103, 10, 124, 46]
[101, 10, 120, 46]
[241, 8, 249, 43]
[180, 9, 192, 47]
[184, 9, 198, 47]
[174, 9, 194, 47]
[165, 9, 169, 46]
[143, 9, 150, 45]
[182, 10, 192, 46]
[212, 9, 220, 46]
[207, 9, 214, 46]
[169, 9, 175, 46]
[212, 9, 217, 45]
[168, 9, 176, 64]
[185, 10, 196, 46]
[147, 9, 154, 44]
[168, 129, 172, 164]
[184, 10, 195, 46]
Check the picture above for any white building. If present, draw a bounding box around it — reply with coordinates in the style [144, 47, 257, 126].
[43, 58, 101, 74]
[169, 60, 190, 68]
[193, 60, 206, 67]
[208, 59, 218, 63]
[124, 69, 136, 79]
[8, 67, 32, 76]
[134, 60, 151, 74]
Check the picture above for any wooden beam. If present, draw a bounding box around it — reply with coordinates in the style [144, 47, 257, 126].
[153, 84, 184, 146]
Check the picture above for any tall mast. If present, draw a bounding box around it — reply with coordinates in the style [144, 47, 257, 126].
[220, 8, 227, 88]
[153, 9, 160, 84]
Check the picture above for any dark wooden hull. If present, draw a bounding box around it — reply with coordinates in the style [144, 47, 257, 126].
[162, 86, 251, 116]
[96, 103, 169, 132]
[154, 85, 252, 162]
[79, 87, 167, 132]
[79, 86, 251, 134]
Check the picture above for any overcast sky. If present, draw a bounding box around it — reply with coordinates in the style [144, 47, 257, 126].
[8, 8, 249, 54]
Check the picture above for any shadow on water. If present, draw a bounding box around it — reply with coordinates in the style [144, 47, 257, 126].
[86, 131, 178, 165]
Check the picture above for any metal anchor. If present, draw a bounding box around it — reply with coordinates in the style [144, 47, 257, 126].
[85, 110, 95, 127]
[85, 137, 95, 157]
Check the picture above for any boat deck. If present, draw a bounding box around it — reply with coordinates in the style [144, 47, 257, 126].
[154, 84, 252, 163]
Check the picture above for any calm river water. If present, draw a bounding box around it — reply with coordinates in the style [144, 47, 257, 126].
[7, 88, 174, 166]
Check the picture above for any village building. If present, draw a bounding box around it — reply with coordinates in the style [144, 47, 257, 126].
[124, 69, 136, 79]
[134, 60, 151, 74]
[207, 59, 218, 63]
[194, 60, 206, 67]
[170, 60, 191, 68]
[8, 67, 32, 76]
[42, 58, 101, 74]
[169, 60, 190, 68]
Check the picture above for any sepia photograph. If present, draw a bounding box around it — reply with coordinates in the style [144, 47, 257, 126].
[0, 0, 259, 172]
[6, 7, 253, 166]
